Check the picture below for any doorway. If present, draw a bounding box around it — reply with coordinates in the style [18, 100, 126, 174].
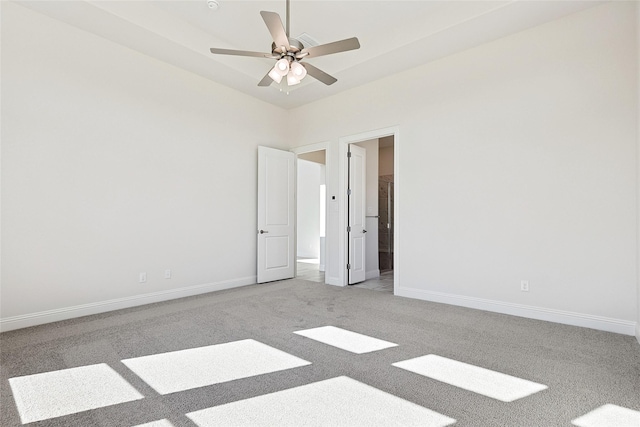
[340, 127, 398, 292]
[295, 149, 326, 283]
[348, 136, 395, 292]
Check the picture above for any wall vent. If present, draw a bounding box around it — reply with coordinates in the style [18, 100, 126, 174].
[295, 32, 320, 48]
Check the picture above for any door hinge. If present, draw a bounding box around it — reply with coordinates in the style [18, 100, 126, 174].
[347, 263, 351, 269]
[347, 226, 351, 232]
[347, 151, 352, 158]
[347, 188, 351, 196]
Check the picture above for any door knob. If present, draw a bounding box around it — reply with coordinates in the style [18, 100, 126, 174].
[363, 229, 367, 233]
[259, 230, 269, 234]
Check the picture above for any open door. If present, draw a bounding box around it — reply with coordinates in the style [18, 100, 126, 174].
[257, 146, 295, 283]
[348, 144, 366, 284]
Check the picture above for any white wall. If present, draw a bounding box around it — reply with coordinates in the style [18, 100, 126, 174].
[0, 3, 289, 329]
[291, 2, 638, 334]
[297, 159, 322, 259]
[354, 139, 380, 279]
[2, 2, 638, 337]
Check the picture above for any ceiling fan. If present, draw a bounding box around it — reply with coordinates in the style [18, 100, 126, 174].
[209, 0, 360, 88]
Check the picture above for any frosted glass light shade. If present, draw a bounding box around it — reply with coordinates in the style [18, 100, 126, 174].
[290, 62, 307, 79]
[287, 72, 300, 86]
[275, 58, 290, 76]
[268, 67, 283, 83]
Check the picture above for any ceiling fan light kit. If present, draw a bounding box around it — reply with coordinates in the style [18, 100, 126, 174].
[208, 0, 360, 90]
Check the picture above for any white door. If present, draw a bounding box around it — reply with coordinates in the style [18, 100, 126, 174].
[348, 145, 366, 284]
[257, 146, 295, 283]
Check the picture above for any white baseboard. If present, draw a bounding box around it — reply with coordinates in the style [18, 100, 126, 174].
[365, 269, 381, 280]
[395, 286, 637, 336]
[0, 276, 256, 333]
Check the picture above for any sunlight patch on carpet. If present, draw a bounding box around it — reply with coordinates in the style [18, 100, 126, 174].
[186, 376, 455, 427]
[393, 354, 547, 402]
[8, 363, 144, 424]
[294, 326, 398, 354]
[572, 404, 640, 427]
[122, 339, 311, 395]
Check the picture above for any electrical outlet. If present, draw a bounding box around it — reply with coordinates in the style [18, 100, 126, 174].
[520, 280, 529, 292]
[164, 269, 171, 279]
[139, 272, 147, 283]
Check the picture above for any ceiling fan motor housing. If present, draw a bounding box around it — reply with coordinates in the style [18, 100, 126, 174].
[272, 38, 304, 55]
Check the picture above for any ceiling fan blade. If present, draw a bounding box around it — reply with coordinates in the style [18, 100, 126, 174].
[258, 70, 274, 87]
[300, 37, 360, 59]
[260, 11, 290, 50]
[210, 47, 274, 58]
[302, 63, 337, 86]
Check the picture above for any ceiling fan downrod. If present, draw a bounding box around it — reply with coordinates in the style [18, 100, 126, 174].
[286, 0, 290, 37]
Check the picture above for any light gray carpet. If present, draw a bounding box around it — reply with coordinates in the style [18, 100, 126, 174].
[1, 279, 639, 426]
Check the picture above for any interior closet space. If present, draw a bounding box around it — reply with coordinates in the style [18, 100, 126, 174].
[378, 136, 394, 273]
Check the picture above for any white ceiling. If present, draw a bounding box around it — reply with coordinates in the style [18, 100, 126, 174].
[16, 0, 604, 109]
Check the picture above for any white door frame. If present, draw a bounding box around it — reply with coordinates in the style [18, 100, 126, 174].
[291, 141, 330, 281]
[339, 126, 400, 289]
